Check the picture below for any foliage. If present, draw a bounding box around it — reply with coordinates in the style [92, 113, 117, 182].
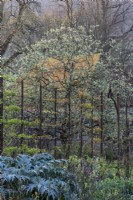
[4, 145, 40, 157]
[18, 26, 101, 87]
[0, 153, 80, 200]
[1, 2, 133, 199]
[2, 0, 42, 72]
[68, 155, 133, 200]
[93, 177, 133, 200]
[2, 74, 42, 156]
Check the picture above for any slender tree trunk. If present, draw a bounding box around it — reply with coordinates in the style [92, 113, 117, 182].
[0, 77, 3, 155]
[67, 89, 71, 158]
[39, 83, 42, 151]
[100, 92, 104, 156]
[54, 88, 57, 158]
[117, 93, 121, 177]
[79, 95, 83, 157]
[0, 2, 4, 154]
[125, 101, 130, 177]
[90, 97, 94, 157]
[20, 80, 24, 145]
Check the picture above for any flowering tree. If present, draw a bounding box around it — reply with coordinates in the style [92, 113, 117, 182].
[4, 26, 133, 157]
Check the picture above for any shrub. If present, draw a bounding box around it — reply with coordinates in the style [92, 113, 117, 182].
[0, 153, 80, 200]
[68, 156, 133, 200]
[93, 178, 133, 200]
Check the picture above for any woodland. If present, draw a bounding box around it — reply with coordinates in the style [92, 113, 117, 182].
[0, 0, 133, 199]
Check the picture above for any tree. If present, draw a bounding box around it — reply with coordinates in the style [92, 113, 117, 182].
[43, 0, 133, 75]
[76, 0, 133, 73]
[5, 26, 100, 156]
[2, 22, 133, 161]
[1, 0, 42, 72]
[16, 26, 132, 157]
[55, 0, 76, 27]
[74, 0, 133, 41]
[18, 26, 101, 87]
